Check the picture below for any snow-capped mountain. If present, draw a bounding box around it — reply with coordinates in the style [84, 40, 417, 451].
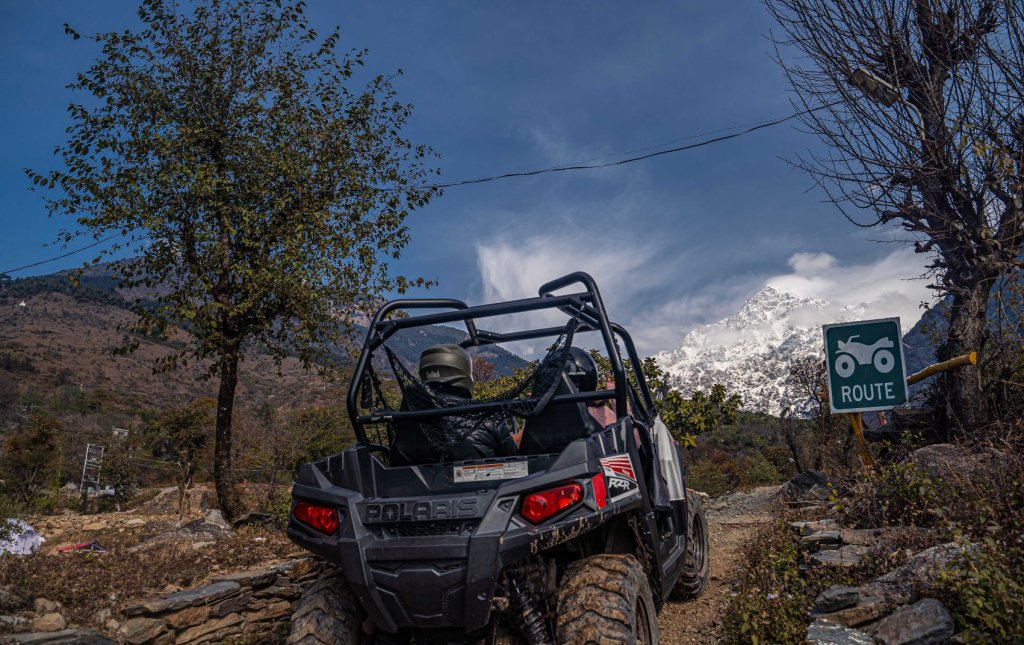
[655, 285, 869, 416]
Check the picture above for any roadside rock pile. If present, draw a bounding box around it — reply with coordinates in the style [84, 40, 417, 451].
[3, 558, 322, 644]
[115, 557, 321, 644]
[794, 518, 969, 645]
[0, 595, 114, 644]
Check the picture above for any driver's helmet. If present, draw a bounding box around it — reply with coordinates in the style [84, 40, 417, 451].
[565, 347, 598, 392]
[418, 344, 474, 397]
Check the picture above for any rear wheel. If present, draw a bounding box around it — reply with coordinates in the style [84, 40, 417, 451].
[555, 553, 658, 645]
[288, 568, 365, 645]
[671, 490, 710, 599]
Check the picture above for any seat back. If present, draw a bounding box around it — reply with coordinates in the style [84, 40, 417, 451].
[519, 373, 604, 455]
[389, 399, 443, 466]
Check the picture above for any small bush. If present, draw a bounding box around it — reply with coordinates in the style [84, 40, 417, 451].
[266, 485, 292, 528]
[937, 474, 1024, 642]
[740, 453, 785, 488]
[686, 456, 741, 497]
[721, 519, 809, 644]
[842, 461, 946, 529]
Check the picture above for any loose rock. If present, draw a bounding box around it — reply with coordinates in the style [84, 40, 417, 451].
[875, 543, 969, 591]
[869, 598, 954, 645]
[806, 617, 876, 644]
[123, 581, 240, 615]
[117, 617, 168, 644]
[3, 629, 118, 644]
[811, 545, 868, 567]
[202, 510, 231, 532]
[30, 613, 66, 633]
[815, 586, 861, 613]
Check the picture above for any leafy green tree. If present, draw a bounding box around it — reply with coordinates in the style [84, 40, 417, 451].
[283, 407, 355, 472]
[32, 0, 438, 518]
[101, 435, 141, 511]
[659, 385, 742, 447]
[588, 350, 741, 445]
[153, 400, 214, 518]
[0, 415, 64, 508]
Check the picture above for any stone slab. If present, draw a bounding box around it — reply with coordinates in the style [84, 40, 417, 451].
[124, 581, 240, 616]
[806, 618, 876, 644]
[870, 598, 954, 645]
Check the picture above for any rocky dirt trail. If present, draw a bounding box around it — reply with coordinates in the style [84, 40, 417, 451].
[657, 486, 780, 644]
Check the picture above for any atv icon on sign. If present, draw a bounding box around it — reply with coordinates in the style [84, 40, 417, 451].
[834, 335, 895, 378]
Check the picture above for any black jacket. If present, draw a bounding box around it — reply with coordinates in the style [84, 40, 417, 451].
[390, 398, 517, 466]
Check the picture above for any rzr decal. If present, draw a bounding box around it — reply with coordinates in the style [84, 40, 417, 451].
[600, 454, 640, 501]
[600, 455, 636, 481]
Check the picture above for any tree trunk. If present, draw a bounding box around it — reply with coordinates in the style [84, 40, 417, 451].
[940, 278, 995, 430]
[214, 345, 241, 520]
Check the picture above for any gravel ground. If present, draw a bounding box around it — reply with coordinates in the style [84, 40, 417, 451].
[657, 485, 781, 644]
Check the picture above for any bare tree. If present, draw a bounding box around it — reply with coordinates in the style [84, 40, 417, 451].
[766, 0, 1024, 428]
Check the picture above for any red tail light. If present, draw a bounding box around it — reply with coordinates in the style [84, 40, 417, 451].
[592, 472, 608, 510]
[521, 482, 584, 524]
[293, 501, 339, 534]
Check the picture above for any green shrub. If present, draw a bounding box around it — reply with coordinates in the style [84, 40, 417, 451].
[740, 453, 785, 487]
[686, 457, 740, 497]
[721, 520, 809, 644]
[843, 461, 946, 529]
[937, 476, 1024, 643]
[266, 485, 293, 529]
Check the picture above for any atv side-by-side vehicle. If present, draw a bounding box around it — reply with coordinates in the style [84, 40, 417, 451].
[287, 272, 709, 644]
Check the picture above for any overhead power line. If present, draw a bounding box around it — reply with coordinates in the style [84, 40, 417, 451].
[1, 233, 125, 276]
[1, 103, 832, 277]
[421, 102, 835, 190]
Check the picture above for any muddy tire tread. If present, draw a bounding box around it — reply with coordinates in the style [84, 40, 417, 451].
[556, 553, 658, 645]
[287, 569, 363, 645]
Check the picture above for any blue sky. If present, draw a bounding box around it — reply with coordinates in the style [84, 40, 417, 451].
[0, 1, 933, 354]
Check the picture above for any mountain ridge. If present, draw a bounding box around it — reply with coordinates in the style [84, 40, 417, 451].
[656, 284, 933, 416]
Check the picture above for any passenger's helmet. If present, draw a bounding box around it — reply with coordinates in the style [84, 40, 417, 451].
[565, 347, 598, 392]
[418, 344, 474, 396]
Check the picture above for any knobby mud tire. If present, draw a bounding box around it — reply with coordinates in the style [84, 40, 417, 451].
[671, 490, 710, 599]
[555, 553, 659, 645]
[287, 569, 365, 645]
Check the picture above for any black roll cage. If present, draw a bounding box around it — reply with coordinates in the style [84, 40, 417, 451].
[346, 272, 657, 450]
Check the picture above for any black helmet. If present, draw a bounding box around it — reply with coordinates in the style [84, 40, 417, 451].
[565, 347, 598, 392]
[418, 344, 474, 396]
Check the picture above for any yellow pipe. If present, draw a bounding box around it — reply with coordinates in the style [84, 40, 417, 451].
[906, 351, 977, 385]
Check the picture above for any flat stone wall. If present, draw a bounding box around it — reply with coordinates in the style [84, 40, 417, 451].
[114, 558, 321, 644]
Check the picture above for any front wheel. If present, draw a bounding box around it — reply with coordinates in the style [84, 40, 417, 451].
[556, 554, 658, 644]
[671, 490, 710, 599]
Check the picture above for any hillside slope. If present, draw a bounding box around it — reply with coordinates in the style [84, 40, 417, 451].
[0, 270, 526, 413]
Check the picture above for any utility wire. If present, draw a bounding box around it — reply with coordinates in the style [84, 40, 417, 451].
[1, 233, 125, 276]
[2, 103, 832, 277]
[421, 102, 834, 190]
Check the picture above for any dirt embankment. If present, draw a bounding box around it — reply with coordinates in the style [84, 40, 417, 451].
[658, 486, 779, 644]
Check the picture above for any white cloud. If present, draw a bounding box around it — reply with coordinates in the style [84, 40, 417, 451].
[767, 248, 933, 329]
[474, 240, 933, 359]
[474, 234, 660, 355]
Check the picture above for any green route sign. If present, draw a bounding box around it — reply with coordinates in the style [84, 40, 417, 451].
[823, 318, 908, 414]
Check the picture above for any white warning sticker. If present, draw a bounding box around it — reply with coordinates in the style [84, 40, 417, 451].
[453, 461, 529, 483]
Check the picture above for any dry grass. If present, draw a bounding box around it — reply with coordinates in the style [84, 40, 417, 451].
[0, 525, 296, 628]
